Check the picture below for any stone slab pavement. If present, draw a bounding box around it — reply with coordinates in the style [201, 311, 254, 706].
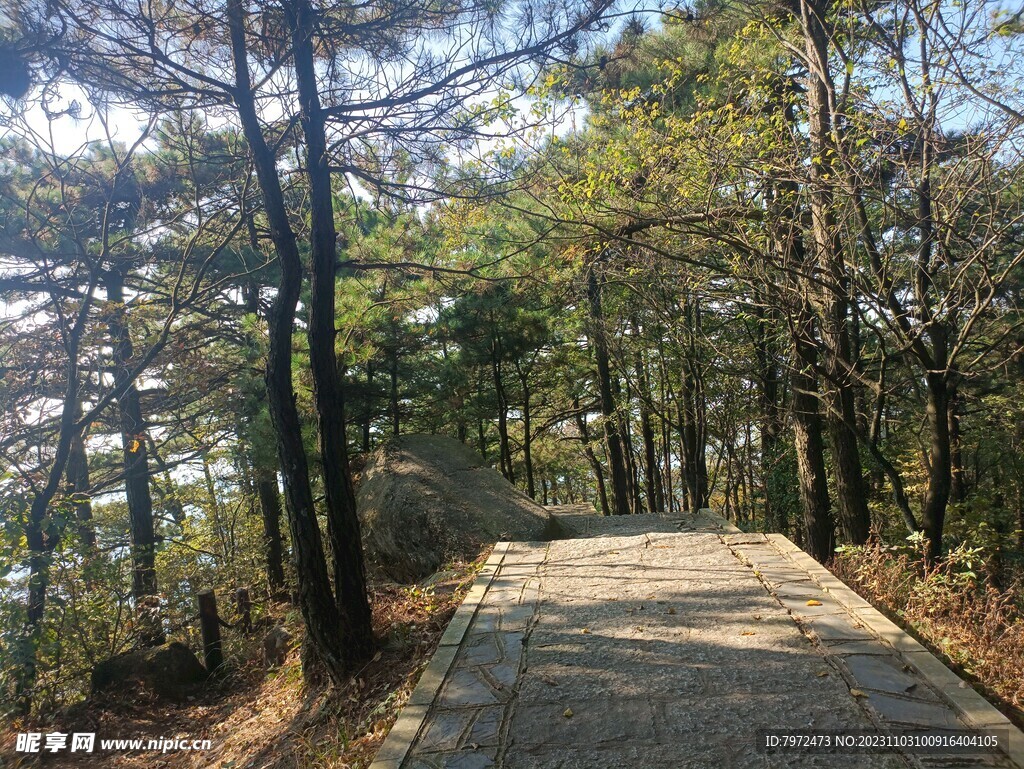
[372, 513, 1024, 769]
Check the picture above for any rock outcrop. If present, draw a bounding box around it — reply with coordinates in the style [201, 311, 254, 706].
[91, 641, 207, 698]
[358, 434, 555, 582]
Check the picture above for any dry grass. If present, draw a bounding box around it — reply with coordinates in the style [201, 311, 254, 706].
[831, 542, 1024, 726]
[1, 550, 488, 769]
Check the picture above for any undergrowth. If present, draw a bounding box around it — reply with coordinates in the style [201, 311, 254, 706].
[831, 532, 1024, 724]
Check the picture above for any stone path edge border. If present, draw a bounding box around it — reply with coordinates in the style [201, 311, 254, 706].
[370, 541, 511, 769]
[764, 533, 1024, 769]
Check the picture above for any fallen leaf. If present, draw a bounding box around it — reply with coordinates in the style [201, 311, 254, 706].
[580, 628, 591, 634]
[816, 671, 829, 677]
[666, 607, 677, 615]
[741, 630, 756, 636]
[850, 688, 867, 698]
[806, 599, 823, 606]
[563, 707, 574, 718]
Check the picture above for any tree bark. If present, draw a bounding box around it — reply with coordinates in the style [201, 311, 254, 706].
[104, 268, 164, 645]
[520, 370, 536, 499]
[228, 0, 347, 683]
[492, 349, 515, 483]
[287, 0, 373, 659]
[389, 347, 400, 437]
[948, 381, 965, 504]
[575, 404, 611, 516]
[587, 262, 630, 515]
[922, 370, 952, 562]
[66, 422, 96, 550]
[637, 355, 664, 513]
[363, 362, 374, 452]
[679, 299, 708, 510]
[753, 303, 785, 532]
[800, 0, 870, 545]
[256, 467, 287, 596]
[791, 317, 836, 562]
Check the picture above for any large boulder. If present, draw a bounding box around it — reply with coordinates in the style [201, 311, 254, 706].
[358, 434, 555, 582]
[91, 641, 207, 698]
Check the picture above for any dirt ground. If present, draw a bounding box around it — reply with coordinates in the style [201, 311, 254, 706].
[1, 551, 488, 769]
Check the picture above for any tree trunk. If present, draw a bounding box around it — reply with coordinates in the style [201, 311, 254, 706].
[587, 263, 630, 515]
[228, 0, 347, 684]
[287, 0, 373, 659]
[492, 350, 514, 483]
[575, 405, 611, 516]
[363, 362, 374, 452]
[679, 300, 708, 510]
[637, 356, 664, 513]
[825, 381, 871, 544]
[15, 271, 97, 713]
[948, 381, 965, 504]
[389, 348, 400, 437]
[791, 317, 835, 563]
[922, 369, 952, 563]
[256, 466, 287, 596]
[753, 303, 785, 532]
[521, 372, 536, 499]
[613, 373, 641, 513]
[66, 423, 96, 550]
[800, 0, 870, 546]
[105, 268, 164, 646]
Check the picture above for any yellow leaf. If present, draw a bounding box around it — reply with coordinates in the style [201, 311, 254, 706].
[580, 628, 591, 634]
[128, 439, 141, 453]
[816, 671, 829, 677]
[850, 688, 867, 698]
[563, 707, 574, 718]
[806, 599, 823, 606]
[741, 630, 756, 636]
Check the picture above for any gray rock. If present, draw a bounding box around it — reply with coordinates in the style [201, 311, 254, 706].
[263, 625, 292, 667]
[91, 641, 206, 698]
[358, 434, 555, 582]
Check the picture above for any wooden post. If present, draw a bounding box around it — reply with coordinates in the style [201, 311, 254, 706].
[197, 589, 223, 672]
[235, 587, 252, 634]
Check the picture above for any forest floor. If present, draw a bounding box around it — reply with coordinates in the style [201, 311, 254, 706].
[830, 553, 1024, 732]
[2, 551, 489, 769]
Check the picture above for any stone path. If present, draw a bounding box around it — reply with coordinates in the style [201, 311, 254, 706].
[373, 513, 1024, 769]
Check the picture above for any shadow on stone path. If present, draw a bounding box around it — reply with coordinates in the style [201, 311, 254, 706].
[376, 513, 1021, 769]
